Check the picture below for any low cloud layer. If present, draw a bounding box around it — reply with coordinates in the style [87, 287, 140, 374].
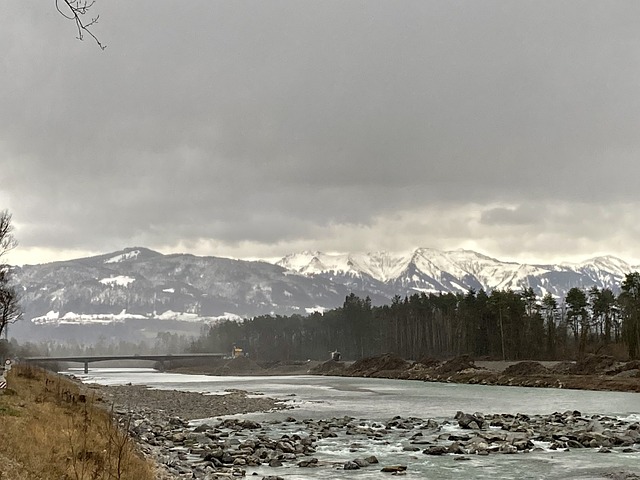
[2, 1, 640, 265]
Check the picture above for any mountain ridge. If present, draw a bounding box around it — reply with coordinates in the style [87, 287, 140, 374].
[9, 246, 640, 343]
[275, 247, 639, 296]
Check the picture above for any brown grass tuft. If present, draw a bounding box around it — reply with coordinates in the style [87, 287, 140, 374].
[0, 365, 155, 480]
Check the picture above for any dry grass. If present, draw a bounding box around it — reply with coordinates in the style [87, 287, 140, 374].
[0, 365, 155, 480]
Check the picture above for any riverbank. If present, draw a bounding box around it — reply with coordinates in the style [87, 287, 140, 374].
[0, 365, 296, 480]
[0, 365, 155, 480]
[309, 353, 640, 393]
[8, 359, 636, 479]
[85, 379, 292, 478]
[85, 377, 640, 480]
[169, 353, 640, 393]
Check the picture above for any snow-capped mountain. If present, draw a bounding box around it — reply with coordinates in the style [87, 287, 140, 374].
[14, 247, 386, 322]
[275, 248, 639, 298]
[8, 246, 640, 342]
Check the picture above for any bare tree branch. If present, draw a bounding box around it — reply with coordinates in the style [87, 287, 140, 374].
[0, 210, 17, 261]
[0, 270, 21, 339]
[56, 0, 106, 50]
[0, 212, 20, 338]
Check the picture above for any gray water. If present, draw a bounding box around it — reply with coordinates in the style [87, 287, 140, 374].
[73, 368, 640, 479]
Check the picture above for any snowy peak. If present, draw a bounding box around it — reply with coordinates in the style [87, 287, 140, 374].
[559, 255, 632, 289]
[277, 248, 535, 288]
[276, 250, 413, 282]
[275, 248, 638, 297]
[343, 251, 412, 282]
[572, 255, 632, 274]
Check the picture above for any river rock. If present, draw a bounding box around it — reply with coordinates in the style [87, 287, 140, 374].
[297, 457, 318, 467]
[423, 445, 448, 455]
[343, 460, 360, 470]
[381, 465, 408, 473]
[455, 411, 486, 429]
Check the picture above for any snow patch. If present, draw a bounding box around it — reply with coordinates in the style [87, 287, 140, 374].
[305, 306, 327, 314]
[99, 276, 135, 287]
[155, 310, 244, 323]
[31, 310, 60, 323]
[31, 308, 245, 325]
[104, 250, 141, 264]
[411, 287, 442, 294]
[32, 309, 146, 325]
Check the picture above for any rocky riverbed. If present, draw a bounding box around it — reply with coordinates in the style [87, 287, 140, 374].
[79, 353, 639, 479]
[89, 380, 640, 480]
[92, 383, 286, 420]
[88, 383, 291, 479]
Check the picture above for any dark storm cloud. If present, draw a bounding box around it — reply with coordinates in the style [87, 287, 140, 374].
[2, 1, 640, 262]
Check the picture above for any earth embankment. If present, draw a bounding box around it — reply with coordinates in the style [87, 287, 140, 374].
[309, 353, 640, 393]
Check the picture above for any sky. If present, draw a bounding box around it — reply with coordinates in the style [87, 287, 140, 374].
[2, 1, 640, 266]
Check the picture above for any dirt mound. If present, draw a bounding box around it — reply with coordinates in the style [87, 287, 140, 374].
[614, 369, 640, 378]
[572, 354, 617, 375]
[416, 356, 441, 369]
[611, 360, 640, 376]
[264, 360, 319, 375]
[622, 360, 640, 371]
[549, 361, 575, 374]
[435, 355, 475, 375]
[547, 355, 618, 375]
[346, 353, 410, 376]
[503, 361, 550, 376]
[219, 356, 265, 374]
[308, 360, 345, 375]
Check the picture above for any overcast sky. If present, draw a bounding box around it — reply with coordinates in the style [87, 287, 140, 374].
[2, 1, 640, 266]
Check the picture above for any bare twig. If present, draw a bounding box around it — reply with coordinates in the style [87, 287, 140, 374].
[55, 0, 106, 50]
[0, 210, 17, 261]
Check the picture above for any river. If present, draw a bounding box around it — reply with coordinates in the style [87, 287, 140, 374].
[71, 368, 640, 479]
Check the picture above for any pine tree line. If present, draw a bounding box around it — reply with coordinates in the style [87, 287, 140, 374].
[191, 274, 640, 362]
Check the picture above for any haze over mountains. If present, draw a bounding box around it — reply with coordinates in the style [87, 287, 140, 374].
[11, 246, 638, 341]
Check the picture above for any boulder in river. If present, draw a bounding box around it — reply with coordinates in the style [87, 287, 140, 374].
[455, 411, 486, 429]
[381, 465, 408, 473]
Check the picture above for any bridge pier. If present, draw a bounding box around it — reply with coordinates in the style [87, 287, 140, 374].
[158, 360, 165, 372]
[84, 362, 89, 374]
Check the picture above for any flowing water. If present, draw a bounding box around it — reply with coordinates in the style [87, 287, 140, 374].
[71, 368, 640, 479]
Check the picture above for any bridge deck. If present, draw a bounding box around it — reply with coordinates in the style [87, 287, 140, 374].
[22, 353, 227, 373]
[23, 353, 226, 363]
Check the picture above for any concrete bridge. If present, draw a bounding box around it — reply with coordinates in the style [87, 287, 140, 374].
[22, 353, 227, 373]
